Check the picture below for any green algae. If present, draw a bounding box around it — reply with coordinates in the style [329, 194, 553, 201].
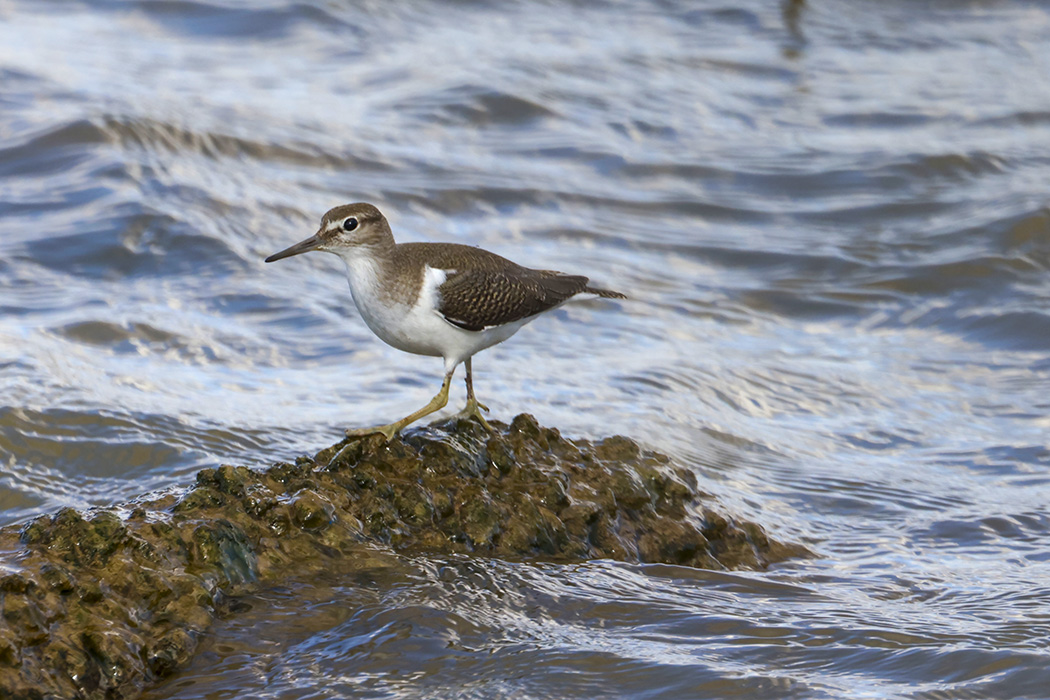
[0, 415, 808, 699]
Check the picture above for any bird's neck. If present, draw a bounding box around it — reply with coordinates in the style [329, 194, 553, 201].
[336, 239, 395, 277]
[333, 220, 397, 274]
[335, 241, 416, 308]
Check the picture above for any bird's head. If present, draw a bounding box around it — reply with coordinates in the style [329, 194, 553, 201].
[265, 203, 393, 262]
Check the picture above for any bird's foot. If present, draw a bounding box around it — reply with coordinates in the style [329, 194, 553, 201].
[345, 375, 454, 443]
[345, 423, 400, 443]
[456, 398, 494, 432]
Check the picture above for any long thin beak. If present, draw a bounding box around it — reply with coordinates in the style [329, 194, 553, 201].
[264, 233, 323, 263]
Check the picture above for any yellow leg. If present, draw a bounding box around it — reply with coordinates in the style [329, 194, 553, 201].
[456, 357, 493, 431]
[346, 372, 453, 442]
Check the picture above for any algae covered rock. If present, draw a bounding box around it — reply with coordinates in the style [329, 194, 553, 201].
[317, 414, 805, 569]
[0, 415, 807, 699]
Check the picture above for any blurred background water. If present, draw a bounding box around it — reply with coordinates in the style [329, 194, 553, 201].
[2, 0, 1050, 697]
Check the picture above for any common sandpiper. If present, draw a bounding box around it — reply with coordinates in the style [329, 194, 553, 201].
[265, 203, 626, 441]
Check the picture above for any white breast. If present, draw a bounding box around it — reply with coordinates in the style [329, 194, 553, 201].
[339, 255, 531, 373]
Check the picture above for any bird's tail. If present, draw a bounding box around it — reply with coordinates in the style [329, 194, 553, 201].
[584, 286, 627, 300]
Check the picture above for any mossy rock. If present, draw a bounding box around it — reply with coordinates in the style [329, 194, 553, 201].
[0, 414, 808, 700]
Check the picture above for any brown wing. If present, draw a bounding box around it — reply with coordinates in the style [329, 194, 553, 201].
[437, 267, 591, 331]
[394, 242, 620, 332]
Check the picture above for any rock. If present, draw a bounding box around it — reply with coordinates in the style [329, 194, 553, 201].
[0, 415, 808, 699]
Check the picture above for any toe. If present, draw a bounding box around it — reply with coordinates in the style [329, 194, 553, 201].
[345, 424, 396, 442]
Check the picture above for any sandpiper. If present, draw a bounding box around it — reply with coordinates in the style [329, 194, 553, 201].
[265, 203, 625, 441]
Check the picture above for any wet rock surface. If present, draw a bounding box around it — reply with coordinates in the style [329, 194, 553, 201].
[0, 415, 808, 699]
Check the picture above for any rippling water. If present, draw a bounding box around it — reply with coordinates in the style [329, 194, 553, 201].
[3, 0, 1050, 697]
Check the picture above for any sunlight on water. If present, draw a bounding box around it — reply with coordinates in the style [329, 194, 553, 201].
[2, 0, 1050, 697]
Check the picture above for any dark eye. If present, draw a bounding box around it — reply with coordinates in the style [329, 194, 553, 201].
[342, 217, 358, 232]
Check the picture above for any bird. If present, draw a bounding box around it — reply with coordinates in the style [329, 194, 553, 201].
[265, 203, 626, 441]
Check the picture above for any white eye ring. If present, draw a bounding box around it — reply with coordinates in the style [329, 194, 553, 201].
[342, 217, 358, 232]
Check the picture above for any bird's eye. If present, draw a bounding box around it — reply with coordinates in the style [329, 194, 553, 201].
[342, 217, 358, 232]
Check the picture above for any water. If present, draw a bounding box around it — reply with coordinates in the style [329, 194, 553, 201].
[3, 0, 1050, 697]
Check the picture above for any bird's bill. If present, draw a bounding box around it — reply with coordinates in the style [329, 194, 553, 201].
[264, 233, 323, 263]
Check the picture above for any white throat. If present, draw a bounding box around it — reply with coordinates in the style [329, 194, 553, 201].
[335, 250, 394, 332]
